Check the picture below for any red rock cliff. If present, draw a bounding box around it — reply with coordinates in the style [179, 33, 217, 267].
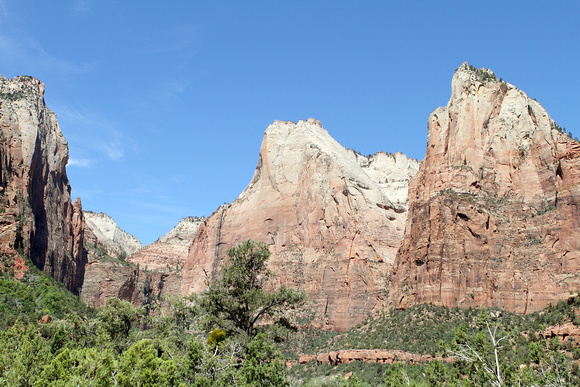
[0, 75, 85, 293]
[182, 119, 418, 331]
[389, 63, 580, 313]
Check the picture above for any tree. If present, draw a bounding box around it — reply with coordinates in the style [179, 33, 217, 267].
[200, 239, 305, 338]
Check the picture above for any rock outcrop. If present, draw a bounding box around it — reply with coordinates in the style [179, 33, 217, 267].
[84, 211, 142, 258]
[312, 349, 441, 365]
[182, 119, 418, 331]
[128, 216, 205, 272]
[0, 75, 85, 293]
[80, 215, 194, 308]
[389, 63, 580, 313]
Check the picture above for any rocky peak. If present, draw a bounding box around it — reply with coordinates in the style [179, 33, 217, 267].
[183, 119, 418, 331]
[128, 216, 206, 273]
[84, 211, 142, 258]
[0, 75, 84, 293]
[389, 63, 580, 313]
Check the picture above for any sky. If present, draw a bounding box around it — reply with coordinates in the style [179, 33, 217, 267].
[0, 1, 578, 245]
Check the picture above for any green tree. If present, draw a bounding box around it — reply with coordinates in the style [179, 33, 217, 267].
[201, 239, 305, 338]
[237, 333, 289, 387]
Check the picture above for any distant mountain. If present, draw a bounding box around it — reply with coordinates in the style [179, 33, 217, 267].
[128, 216, 206, 272]
[84, 211, 142, 258]
[182, 119, 419, 331]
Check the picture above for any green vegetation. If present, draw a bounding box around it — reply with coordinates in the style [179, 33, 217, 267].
[200, 239, 306, 340]
[0, 240, 302, 386]
[2, 244, 580, 385]
[468, 64, 498, 83]
[551, 120, 579, 142]
[0, 254, 93, 330]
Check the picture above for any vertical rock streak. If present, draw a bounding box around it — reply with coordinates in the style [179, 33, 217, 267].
[0, 75, 84, 293]
[389, 63, 580, 313]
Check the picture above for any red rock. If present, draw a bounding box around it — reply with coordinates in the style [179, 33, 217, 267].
[389, 63, 580, 313]
[182, 119, 418, 331]
[40, 314, 51, 324]
[299, 355, 316, 364]
[0, 75, 84, 294]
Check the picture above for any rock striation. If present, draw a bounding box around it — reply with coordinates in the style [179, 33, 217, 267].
[0, 75, 85, 293]
[182, 119, 418, 331]
[128, 216, 206, 272]
[389, 63, 580, 313]
[84, 211, 142, 258]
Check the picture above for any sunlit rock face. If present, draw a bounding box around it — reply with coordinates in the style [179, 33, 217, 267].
[182, 118, 418, 331]
[389, 63, 580, 313]
[84, 211, 143, 258]
[128, 216, 206, 273]
[0, 75, 85, 293]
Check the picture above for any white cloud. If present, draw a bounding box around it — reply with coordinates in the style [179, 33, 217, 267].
[68, 158, 93, 167]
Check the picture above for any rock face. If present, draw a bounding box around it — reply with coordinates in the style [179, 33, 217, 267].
[313, 349, 439, 365]
[182, 119, 418, 331]
[84, 211, 142, 258]
[0, 75, 85, 293]
[128, 216, 206, 272]
[80, 215, 194, 308]
[389, 63, 580, 313]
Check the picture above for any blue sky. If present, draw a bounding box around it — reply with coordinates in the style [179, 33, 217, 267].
[0, 1, 578, 244]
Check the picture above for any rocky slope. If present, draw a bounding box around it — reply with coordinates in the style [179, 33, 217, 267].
[80, 216, 201, 308]
[128, 216, 206, 272]
[84, 211, 143, 257]
[182, 119, 418, 331]
[84, 211, 142, 258]
[0, 75, 85, 294]
[389, 63, 580, 313]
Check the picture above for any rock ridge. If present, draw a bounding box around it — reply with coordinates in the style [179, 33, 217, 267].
[389, 62, 580, 313]
[0, 75, 85, 293]
[84, 211, 142, 258]
[182, 118, 418, 331]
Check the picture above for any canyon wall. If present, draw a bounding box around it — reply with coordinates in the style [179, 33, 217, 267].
[389, 63, 580, 313]
[0, 75, 85, 293]
[182, 119, 418, 331]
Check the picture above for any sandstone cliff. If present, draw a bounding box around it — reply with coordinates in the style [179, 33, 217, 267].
[389, 63, 580, 313]
[182, 119, 418, 331]
[0, 75, 85, 293]
[80, 216, 197, 308]
[128, 216, 206, 272]
[84, 211, 142, 258]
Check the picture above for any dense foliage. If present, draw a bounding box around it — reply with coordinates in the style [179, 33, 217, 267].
[2, 246, 580, 385]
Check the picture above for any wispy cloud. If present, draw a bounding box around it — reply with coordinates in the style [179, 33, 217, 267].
[71, 0, 91, 13]
[55, 103, 135, 162]
[0, 33, 92, 75]
[68, 157, 93, 167]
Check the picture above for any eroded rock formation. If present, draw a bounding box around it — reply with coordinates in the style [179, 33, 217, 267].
[389, 63, 580, 313]
[0, 75, 85, 293]
[182, 119, 418, 331]
[128, 216, 205, 272]
[84, 211, 142, 258]
[81, 216, 194, 308]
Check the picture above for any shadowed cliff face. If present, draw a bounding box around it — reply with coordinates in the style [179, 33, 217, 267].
[182, 119, 418, 331]
[0, 75, 85, 294]
[389, 63, 580, 313]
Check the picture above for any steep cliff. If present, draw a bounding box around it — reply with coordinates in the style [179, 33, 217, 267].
[182, 119, 418, 331]
[389, 63, 580, 313]
[0, 75, 85, 293]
